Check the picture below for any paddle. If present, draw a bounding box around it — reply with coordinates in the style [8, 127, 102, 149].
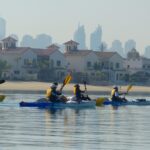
[126, 85, 132, 93]
[83, 80, 89, 96]
[83, 81, 105, 105]
[96, 85, 133, 106]
[0, 80, 5, 84]
[83, 81, 87, 91]
[0, 95, 6, 102]
[60, 74, 72, 91]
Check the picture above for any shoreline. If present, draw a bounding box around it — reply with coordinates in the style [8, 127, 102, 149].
[0, 81, 150, 96]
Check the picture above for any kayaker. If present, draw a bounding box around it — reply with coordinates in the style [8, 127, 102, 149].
[111, 86, 127, 102]
[73, 84, 90, 103]
[46, 82, 62, 102]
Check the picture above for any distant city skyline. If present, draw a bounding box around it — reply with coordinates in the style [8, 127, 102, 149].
[0, 0, 150, 54]
[73, 24, 86, 49]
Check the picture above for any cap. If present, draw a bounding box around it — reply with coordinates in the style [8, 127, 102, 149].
[53, 82, 58, 86]
[51, 82, 58, 88]
[113, 85, 118, 89]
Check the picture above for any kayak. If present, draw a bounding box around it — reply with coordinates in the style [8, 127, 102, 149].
[103, 99, 150, 106]
[19, 99, 96, 109]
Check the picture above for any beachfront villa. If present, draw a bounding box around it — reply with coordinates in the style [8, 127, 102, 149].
[0, 36, 150, 84]
[64, 40, 100, 83]
[124, 48, 150, 83]
[0, 36, 67, 81]
[95, 51, 126, 84]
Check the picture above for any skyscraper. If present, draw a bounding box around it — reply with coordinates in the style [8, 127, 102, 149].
[90, 25, 102, 50]
[110, 40, 124, 57]
[73, 24, 86, 49]
[124, 39, 136, 57]
[144, 46, 150, 58]
[34, 34, 52, 48]
[0, 17, 6, 40]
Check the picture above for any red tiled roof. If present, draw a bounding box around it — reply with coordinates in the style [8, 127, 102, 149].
[47, 44, 59, 49]
[31, 48, 57, 56]
[64, 40, 79, 45]
[0, 47, 30, 55]
[95, 51, 117, 59]
[64, 50, 93, 57]
[0, 46, 59, 56]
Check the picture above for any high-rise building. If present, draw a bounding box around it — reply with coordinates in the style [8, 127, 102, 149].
[90, 25, 102, 50]
[0, 17, 6, 40]
[144, 46, 150, 58]
[73, 24, 86, 49]
[20, 35, 35, 48]
[34, 34, 52, 48]
[124, 39, 136, 57]
[110, 40, 124, 57]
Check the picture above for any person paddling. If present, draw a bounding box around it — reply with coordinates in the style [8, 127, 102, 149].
[73, 84, 91, 103]
[73, 84, 85, 103]
[46, 82, 62, 102]
[111, 86, 127, 102]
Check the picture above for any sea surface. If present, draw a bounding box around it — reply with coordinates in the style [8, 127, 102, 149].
[0, 93, 150, 150]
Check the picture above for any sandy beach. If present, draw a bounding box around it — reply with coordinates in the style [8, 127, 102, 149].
[0, 81, 150, 95]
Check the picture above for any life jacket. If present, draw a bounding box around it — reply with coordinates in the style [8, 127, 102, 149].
[46, 88, 52, 98]
[73, 86, 77, 95]
[111, 89, 116, 98]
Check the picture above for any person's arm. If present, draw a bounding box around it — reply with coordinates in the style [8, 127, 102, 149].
[56, 90, 62, 95]
[115, 92, 119, 97]
[118, 92, 127, 95]
[80, 89, 85, 93]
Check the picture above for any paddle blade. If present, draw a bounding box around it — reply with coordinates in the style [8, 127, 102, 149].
[60, 74, 72, 91]
[96, 97, 106, 106]
[63, 74, 72, 85]
[0, 80, 5, 84]
[0, 95, 6, 102]
[127, 85, 132, 93]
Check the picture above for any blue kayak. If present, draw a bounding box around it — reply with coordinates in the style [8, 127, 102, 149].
[103, 99, 150, 106]
[19, 100, 96, 109]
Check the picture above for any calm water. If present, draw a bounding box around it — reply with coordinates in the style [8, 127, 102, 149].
[0, 93, 150, 150]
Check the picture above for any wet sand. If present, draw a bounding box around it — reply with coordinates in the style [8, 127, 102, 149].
[0, 81, 150, 95]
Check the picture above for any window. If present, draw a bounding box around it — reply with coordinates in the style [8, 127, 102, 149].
[24, 59, 28, 65]
[14, 70, 20, 74]
[91, 73, 95, 76]
[116, 63, 120, 69]
[116, 73, 119, 80]
[74, 46, 77, 50]
[32, 59, 36, 66]
[57, 60, 61, 67]
[67, 46, 71, 51]
[28, 70, 34, 74]
[101, 62, 104, 69]
[110, 62, 113, 69]
[87, 61, 91, 68]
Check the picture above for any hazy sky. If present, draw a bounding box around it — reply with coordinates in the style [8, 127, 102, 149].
[0, 0, 150, 53]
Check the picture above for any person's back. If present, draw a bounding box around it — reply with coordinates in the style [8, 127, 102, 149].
[111, 86, 121, 102]
[73, 84, 86, 102]
[111, 86, 127, 102]
[46, 82, 61, 102]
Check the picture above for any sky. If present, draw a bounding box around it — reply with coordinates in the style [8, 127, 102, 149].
[0, 0, 150, 54]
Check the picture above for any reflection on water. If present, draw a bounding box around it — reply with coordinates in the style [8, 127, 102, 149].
[0, 93, 150, 149]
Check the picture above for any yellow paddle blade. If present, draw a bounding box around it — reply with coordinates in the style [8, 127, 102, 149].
[0, 95, 6, 102]
[96, 97, 106, 106]
[127, 85, 132, 93]
[64, 74, 72, 85]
